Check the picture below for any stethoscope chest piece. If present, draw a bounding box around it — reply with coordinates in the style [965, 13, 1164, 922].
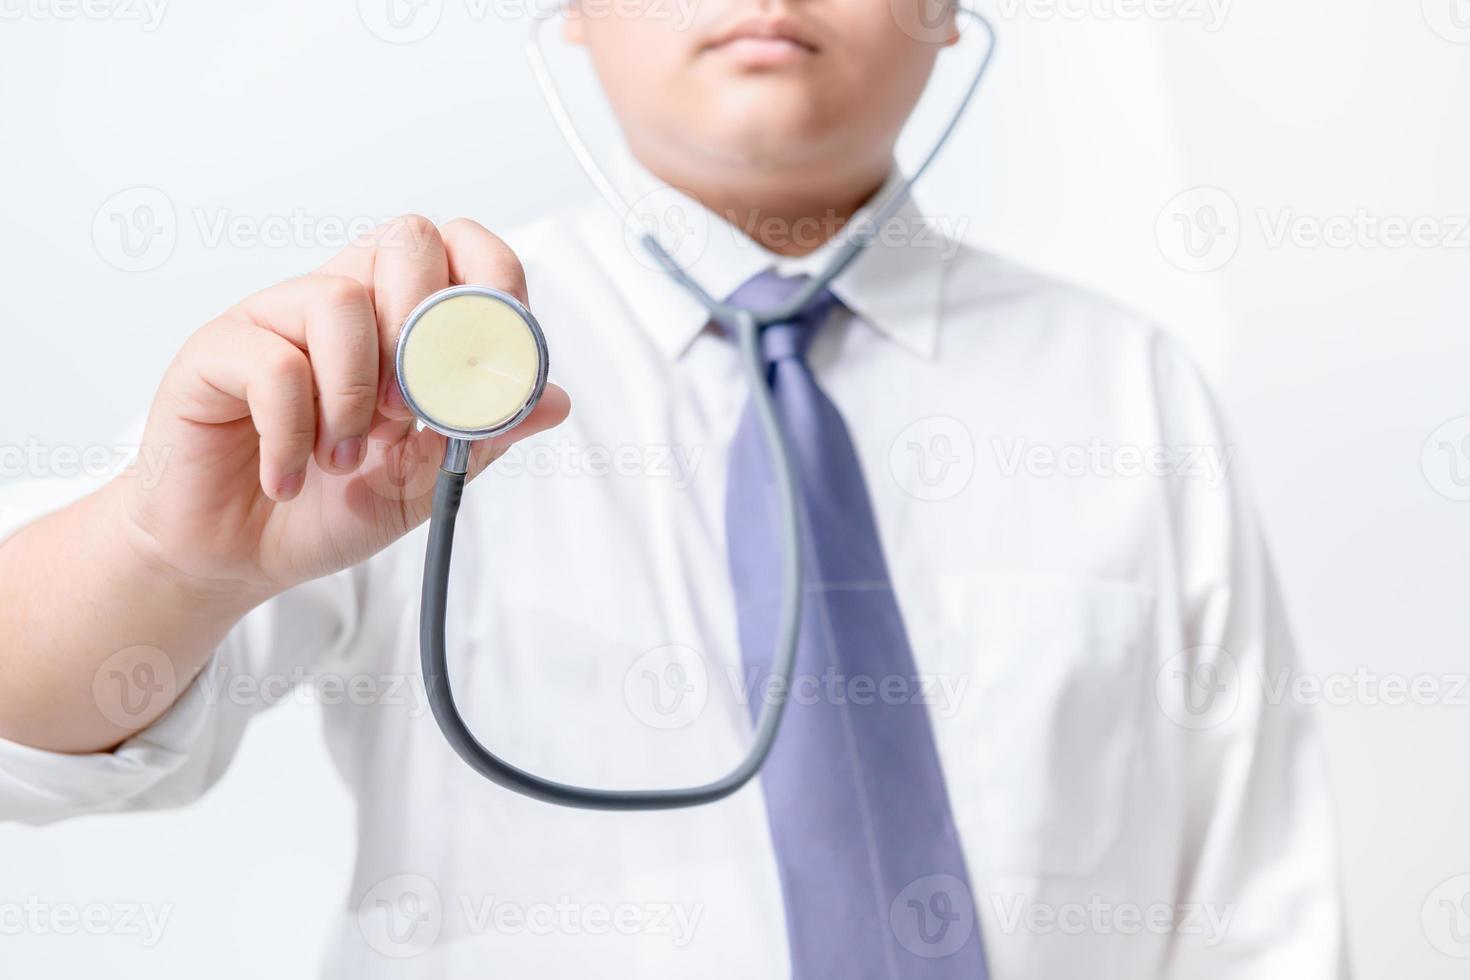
[396, 285, 550, 452]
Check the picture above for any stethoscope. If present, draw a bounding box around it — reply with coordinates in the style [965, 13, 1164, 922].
[394, 4, 997, 810]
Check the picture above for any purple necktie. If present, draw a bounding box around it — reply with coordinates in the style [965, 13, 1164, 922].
[723, 270, 990, 978]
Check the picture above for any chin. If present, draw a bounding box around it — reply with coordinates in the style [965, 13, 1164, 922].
[694, 90, 838, 168]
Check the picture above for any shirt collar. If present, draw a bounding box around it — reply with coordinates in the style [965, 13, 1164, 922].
[572, 150, 948, 361]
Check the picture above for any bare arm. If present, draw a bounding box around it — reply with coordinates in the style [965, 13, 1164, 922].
[0, 480, 261, 752]
[0, 216, 569, 754]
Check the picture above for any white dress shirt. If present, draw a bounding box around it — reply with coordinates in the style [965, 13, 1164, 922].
[0, 161, 1349, 978]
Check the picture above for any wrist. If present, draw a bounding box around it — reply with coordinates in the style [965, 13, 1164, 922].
[101, 478, 275, 618]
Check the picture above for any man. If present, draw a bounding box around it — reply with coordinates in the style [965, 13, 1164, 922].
[0, 0, 1348, 975]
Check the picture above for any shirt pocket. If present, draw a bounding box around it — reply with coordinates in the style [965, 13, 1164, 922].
[914, 572, 1154, 879]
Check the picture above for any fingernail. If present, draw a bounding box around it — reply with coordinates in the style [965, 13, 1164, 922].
[333, 437, 364, 471]
[277, 472, 305, 500]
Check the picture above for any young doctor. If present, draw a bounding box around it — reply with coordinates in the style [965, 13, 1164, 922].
[0, 1, 1348, 977]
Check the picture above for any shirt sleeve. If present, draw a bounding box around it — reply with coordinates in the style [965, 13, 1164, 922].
[0, 433, 366, 827]
[1149, 334, 1351, 978]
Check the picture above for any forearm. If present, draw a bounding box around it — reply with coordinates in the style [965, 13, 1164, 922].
[0, 479, 262, 754]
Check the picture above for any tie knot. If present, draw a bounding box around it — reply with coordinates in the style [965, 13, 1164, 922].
[722, 270, 840, 365]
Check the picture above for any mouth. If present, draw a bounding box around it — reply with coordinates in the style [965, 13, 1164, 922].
[701, 16, 819, 68]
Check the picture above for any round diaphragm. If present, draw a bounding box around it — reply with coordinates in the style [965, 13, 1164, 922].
[395, 286, 549, 440]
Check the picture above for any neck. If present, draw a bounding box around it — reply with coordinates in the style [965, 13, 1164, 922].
[636, 151, 892, 258]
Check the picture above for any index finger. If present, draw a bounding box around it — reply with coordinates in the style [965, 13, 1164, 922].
[317, 216, 535, 424]
[439, 218, 529, 305]
[316, 215, 450, 423]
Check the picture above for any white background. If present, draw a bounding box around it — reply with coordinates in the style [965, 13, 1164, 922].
[1, 0, 1467, 975]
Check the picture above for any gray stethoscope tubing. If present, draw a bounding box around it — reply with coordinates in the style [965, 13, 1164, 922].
[421, 305, 796, 811]
[418, 4, 997, 811]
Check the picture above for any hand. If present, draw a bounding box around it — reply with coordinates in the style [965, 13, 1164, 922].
[116, 215, 570, 600]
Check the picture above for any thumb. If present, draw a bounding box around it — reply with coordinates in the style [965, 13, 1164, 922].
[464, 382, 572, 482]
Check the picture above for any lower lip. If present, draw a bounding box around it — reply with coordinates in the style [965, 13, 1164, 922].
[710, 36, 814, 68]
